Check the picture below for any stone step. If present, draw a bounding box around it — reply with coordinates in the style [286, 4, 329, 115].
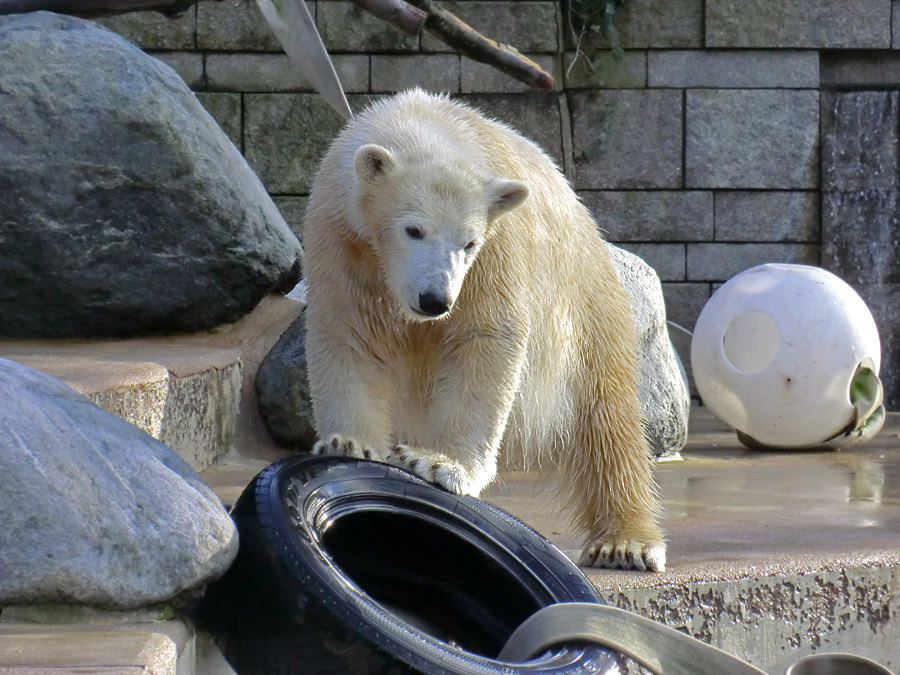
[0, 294, 302, 472]
[0, 614, 234, 675]
[0, 629, 177, 674]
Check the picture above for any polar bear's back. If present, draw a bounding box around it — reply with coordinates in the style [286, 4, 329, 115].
[336, 91, 566, 195]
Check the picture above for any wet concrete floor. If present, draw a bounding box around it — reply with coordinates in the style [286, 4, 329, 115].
[485, 409, 900, 590]
[204, 408, 900, 589]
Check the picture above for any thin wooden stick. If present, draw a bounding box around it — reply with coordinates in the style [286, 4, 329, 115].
[407, 0, 555, 92]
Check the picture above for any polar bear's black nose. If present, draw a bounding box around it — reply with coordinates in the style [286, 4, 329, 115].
[418, 292, 451, 316]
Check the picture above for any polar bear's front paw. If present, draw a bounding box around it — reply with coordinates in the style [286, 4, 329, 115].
[579, 535, 666, 572]
[312, 434, 382, 461]
[386, 445, 470, 495]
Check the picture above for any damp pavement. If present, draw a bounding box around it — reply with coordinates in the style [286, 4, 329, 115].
[484, 409, 900, 673]
[200, 407, 900, 672]
[490, 410, 900, 586]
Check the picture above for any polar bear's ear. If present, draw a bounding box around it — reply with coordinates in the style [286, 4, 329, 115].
[485, 177, 530, 221]
[355, 144, 395, 184]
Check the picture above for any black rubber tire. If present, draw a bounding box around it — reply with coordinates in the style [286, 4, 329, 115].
[202, 454, 619, 674]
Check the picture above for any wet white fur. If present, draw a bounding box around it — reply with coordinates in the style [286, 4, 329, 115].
[303, 90, 665, 572]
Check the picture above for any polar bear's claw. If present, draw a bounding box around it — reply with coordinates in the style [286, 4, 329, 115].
[579, 537, 666, 572]
[387, 445, 468, 494]
[312, 434, 380, 461]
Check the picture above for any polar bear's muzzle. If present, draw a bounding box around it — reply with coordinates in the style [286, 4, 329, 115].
[413, 291, 453, 318]
[400, 243, 467, 321]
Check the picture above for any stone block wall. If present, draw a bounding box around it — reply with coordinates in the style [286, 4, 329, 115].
[97, 0, 900, 406]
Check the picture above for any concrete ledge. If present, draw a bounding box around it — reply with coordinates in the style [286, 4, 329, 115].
[594, 563, 899, 674]
[486, 410, 900, 673]
[0, 629, 176, 674]
[0, 614, 234, 675]
[199, 409, 899, 671]
[0, 295, 302, 471]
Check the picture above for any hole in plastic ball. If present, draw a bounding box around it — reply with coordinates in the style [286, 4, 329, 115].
[722, 311, 780, 373]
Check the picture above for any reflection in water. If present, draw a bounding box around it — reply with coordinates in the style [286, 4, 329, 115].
[659, 447, 893, 533]
[848, 458, 884, 504]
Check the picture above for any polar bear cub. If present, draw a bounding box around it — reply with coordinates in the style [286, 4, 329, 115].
[302, 90, 665, 571]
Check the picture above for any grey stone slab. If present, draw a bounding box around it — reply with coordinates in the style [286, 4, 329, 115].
[272, 195, 309, 244]
[648, 50, 818, 88]
[852, 283, 900, 409]
[461, 54, 559, 93]
[206, 53, 368, 93]
[821, 52, 900, 89]
[613, 243, 686, 281]
[333, 55, 371, 93]
[564, 0, 702, 49]
[372, 54, 460, 94]
[148, 51, 203, 89]
[580, 191, 713, 241]
[821, 90, 900, 289]
[160, 364, 242, 471]
[822, 91, 899, 191]
[714, 192, 819, 242]
[196, 92, 242, 150]
[896, 1, 900, 49]
[661, 282, 710, 331]
[570, 89, 682, 189]
[822, 190, 900, 285]
[563, 50, 646, 89]
[706, 0, 891, 48]
[244, 93, 341, 194]
[95, 8, 195, 50]
[205, 53, 317, 93]
[197, 0, 281, 51]
[318, 1, 418, 52]
[244, 93, 375, 194]
[421, 1, 559, 53]
[686, 243, 818, 281]
[685, 89, 819, 189]
[457, 94, 564, 167]
[559, 93, 575, 179]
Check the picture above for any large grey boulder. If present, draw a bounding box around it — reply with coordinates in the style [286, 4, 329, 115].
[0, 358, 238, 609]
[256, 307, 317, 449]
[608, 244, 690, 457]
[258, 245, 691, 458]
[0, 12, 302, 338]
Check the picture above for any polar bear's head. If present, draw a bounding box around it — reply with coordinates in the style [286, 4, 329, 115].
[354, 144, 529, 321]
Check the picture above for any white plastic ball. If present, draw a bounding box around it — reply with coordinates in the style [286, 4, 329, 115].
[691, 263, 881, 447]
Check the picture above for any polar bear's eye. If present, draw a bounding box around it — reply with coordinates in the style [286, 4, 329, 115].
[405, 226, 424, 240]
[464, 241, 477, 252]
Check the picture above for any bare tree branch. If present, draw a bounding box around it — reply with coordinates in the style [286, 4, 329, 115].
[406, 0, 555, 93]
